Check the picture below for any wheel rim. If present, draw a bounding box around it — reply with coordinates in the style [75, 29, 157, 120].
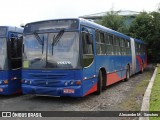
[127, 68, 130, 79]
[142, 65, 144, 72]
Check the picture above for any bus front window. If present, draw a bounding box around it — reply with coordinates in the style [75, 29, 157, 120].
[48, 32, 80, 68]
[23, 32, 80, 69]
[23, 34, 47, 69]
[0, 38, 7, 70]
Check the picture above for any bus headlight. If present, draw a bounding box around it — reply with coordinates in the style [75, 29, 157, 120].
[4, 80, 8, 84]
[24, 80, 28, 84]
[29, 81, 32, 85]
[64, 82, 68, 86]
[70, 81, 74, 85]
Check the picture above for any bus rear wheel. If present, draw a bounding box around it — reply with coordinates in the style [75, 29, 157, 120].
[124, 65, 130, 81]
[95, 71, 102, 95]
[140, 64, 144, 74]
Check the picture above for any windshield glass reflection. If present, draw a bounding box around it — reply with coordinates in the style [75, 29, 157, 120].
[23, 32, 80, 69]
[23, 34, 47, 69]
[0, 38, 7, 70]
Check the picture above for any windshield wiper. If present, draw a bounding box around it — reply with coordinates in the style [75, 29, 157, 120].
[51, 29, 65, 55]
[33, 31, 44, 54]
[30, 58, 41, 64]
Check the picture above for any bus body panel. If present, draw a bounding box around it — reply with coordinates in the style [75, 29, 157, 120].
[0, 71, 8, 94]
[82, 62, 97, 96]
[95, 55, 132, 86]
[8, 69, 22, 94]
[81, 27, 97, 96]
[0, 69, 21, 95]
[22, 69, 84, 97]
[136, 54, 147, 72]
[22, 18, 147, 97]
[130, 38, 136, 75]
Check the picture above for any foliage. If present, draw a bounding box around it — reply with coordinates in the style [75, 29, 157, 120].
[96, 11, 129, 34]
[97, 10, 160, 62]
[129, 12, 160, 62]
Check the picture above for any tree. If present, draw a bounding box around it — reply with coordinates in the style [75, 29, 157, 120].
[129, 12, 160, 62]
[96, 10, 160, 62]
[149, 12, 160, 61]
[96, 11, 128, 34]
[129, 12, 153, 41]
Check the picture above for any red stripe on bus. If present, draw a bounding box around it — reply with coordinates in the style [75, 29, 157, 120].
[136, 56, 142, 70]
[84, 83, 97, 96]
[144, 56, 148, 68]
[107, 72, 122, 86]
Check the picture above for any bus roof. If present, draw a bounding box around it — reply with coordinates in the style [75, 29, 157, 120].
[0, 26, 23, 33]
[79, 18, 130, 39]
[134, 38, 145, 44]
[79, 18, 145, 44]
[24, 18, 145, 44]
[24, 18, 130, 39]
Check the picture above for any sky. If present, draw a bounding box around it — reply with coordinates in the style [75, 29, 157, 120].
[0, 0, 159, 27]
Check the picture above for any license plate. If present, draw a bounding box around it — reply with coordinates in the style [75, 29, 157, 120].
[63, 89, 75, 94]
[0, 88, 3, 92]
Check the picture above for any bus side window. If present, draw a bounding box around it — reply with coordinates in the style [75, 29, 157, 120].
[82, 30, 93, 54]
[96, 31, 106, 55]
[10, 34, 22, 69]
[82, 28, 94, 67]
[108, 34, 114, 55]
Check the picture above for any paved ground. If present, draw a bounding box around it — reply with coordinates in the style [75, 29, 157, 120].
[0, 64, 155, 120]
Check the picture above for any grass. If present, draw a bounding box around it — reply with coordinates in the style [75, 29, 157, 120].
[150, 64, 160, 120]
[120, 72, 151, 111]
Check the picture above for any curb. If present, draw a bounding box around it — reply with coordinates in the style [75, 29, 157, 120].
[139, 65, 158, 120]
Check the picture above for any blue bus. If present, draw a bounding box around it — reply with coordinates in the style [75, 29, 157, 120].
[0, 26, 23, 95]
[22, 18, 147, 97]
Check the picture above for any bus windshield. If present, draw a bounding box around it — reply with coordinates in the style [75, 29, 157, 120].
[0, 38, 7, 70]
[23, 31, 80, 69]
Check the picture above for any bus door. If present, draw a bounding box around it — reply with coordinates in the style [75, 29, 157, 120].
[130, 38, 136, 75]
[81, 26, 96, 95]
[8, 32, 22, 90]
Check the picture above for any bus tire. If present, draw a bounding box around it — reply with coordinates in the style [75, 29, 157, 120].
[102, 81, 107, 90]
[102, 71, 107, 90]
[95, 71, 102, 95]
[124, 65, 130, 81]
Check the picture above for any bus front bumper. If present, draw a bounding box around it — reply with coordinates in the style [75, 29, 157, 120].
[0, 85, 11, 95]
[22, 84, 83, 97]
[0, 85, 21, 95]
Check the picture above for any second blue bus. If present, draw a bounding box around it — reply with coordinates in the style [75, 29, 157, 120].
[0, 26, 23, 95]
